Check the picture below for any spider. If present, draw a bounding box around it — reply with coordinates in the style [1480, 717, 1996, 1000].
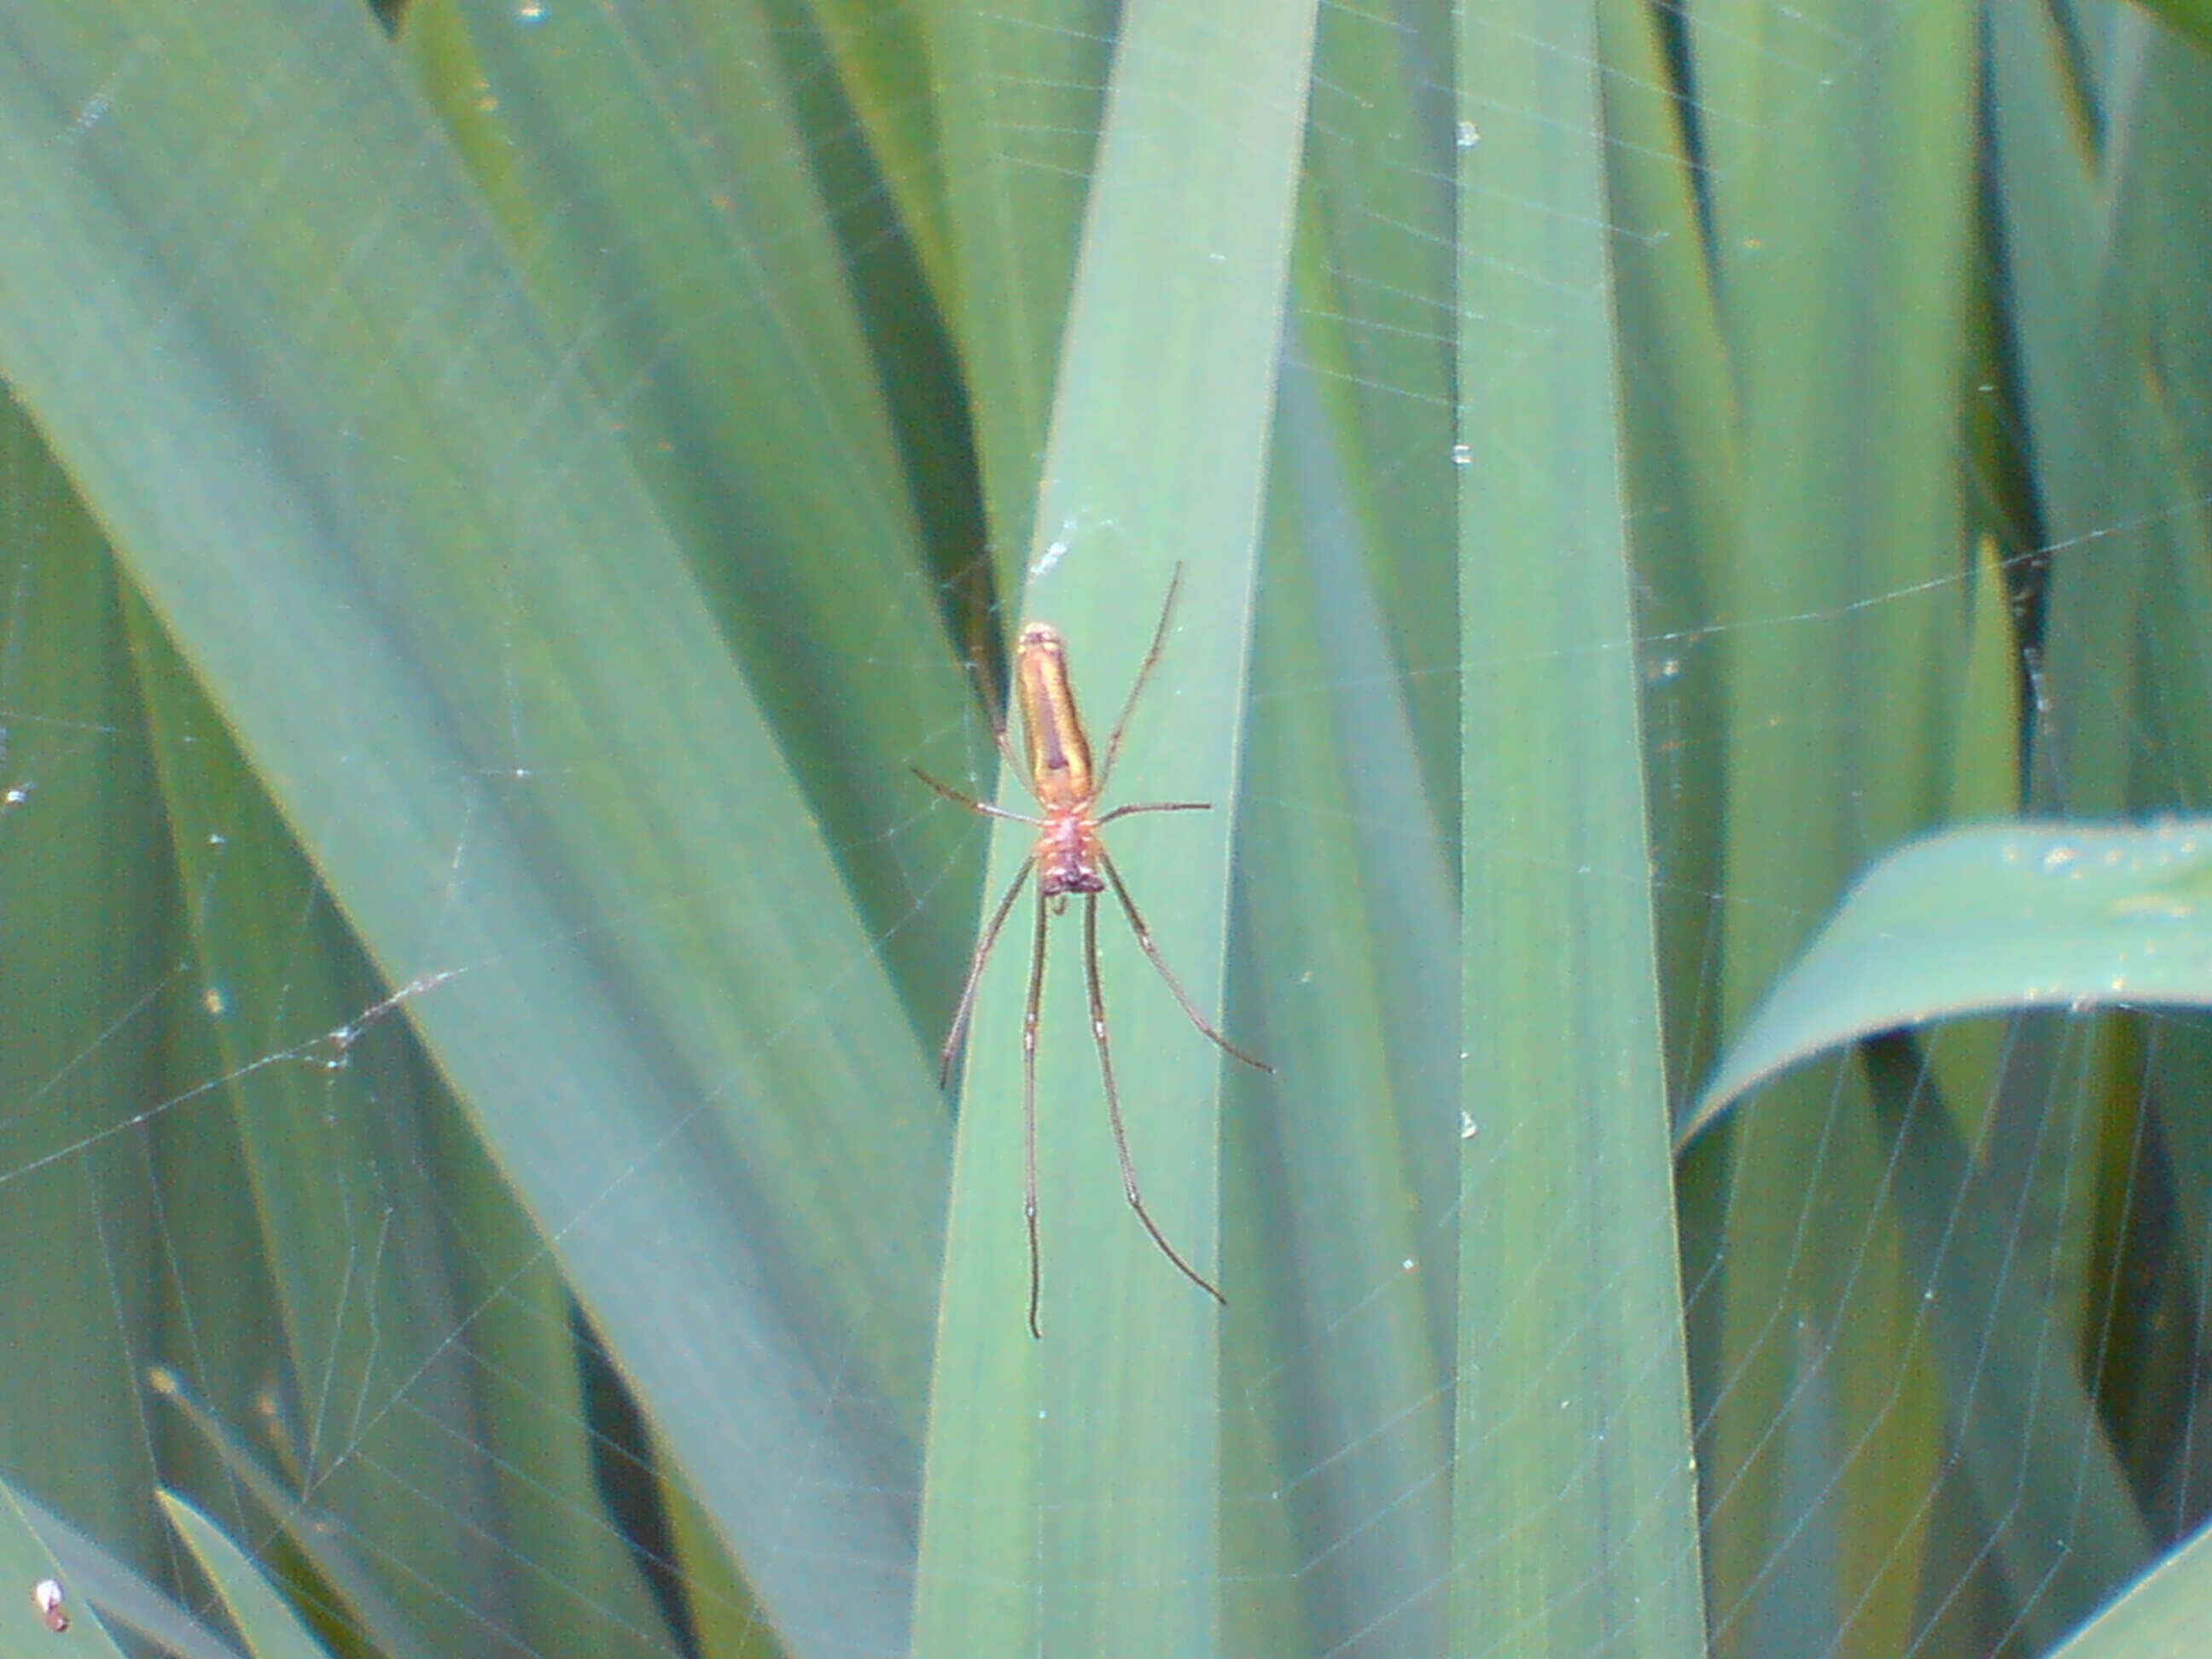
[917, 569, 1269, 1336]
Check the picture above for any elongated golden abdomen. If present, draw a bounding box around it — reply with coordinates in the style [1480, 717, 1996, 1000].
[1015, 622, 1095, 812]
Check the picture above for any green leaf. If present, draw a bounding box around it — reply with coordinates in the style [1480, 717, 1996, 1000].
[1692, 820, 2212, 1130]
[161, 1492, 333, 1659]
[0, 6, 945, 1650]
[1687, 2, 1982, 1644]
[1453, 6, 1703, 1655]
[2047, 1512, 2212, 1658]
[8, 1486, 244, 1659]
[2, 3, 2208, 1656]
[912, 1, 1316, 1652]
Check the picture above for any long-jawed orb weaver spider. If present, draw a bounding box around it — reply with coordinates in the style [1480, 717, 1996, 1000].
[917, 568, 1269, 1337]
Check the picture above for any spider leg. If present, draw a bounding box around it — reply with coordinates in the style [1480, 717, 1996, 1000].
[912, 767, 1044, 825]
[1095, 800, 1209, 827]
[1084, 891, 1225, 1309]
[940, 862, 1033, 1086]
[1094, 564, 1185, 795]
[959, 643, 1027, 784]
[1023, 879, 1050, 1338]
[1097, 849, 1270, 1073]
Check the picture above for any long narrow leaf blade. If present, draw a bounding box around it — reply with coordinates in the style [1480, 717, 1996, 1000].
[1454, 6, 1704, 1655]
[0, 9, 945, 1652]
[915, 2, 1316, 1653]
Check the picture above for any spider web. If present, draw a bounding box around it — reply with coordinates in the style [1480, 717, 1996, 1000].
[0, 2, 2206, 1657]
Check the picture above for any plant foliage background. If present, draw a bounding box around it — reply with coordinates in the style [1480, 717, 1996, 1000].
[0, 2, 2210, 1657]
